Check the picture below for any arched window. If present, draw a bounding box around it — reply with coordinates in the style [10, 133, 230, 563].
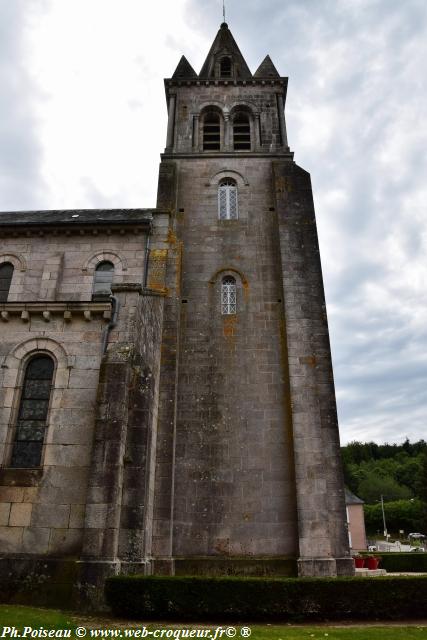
[220, 56, 232, 77]
[218, 179, 238, 220]
[221, 276, 237, 315]
[203, 111, 220, 151]
[10, 354, 54, 468]
[233, 112, 251, 150]
[0, 262, 14, 302]
[93, 261, 114, 299]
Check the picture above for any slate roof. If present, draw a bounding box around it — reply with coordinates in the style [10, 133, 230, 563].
[345, 488, 365, 505]
[199, 22, 252, 79]
[254, 55, 281, 78]
[172, 56, 198, 79]
[0, 208, 156, 228]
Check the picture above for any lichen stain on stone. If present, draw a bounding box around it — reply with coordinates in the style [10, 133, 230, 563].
[222, 315, 237, 338]
[299, 355, 317, 367]
[242, 279, 249, 300]
[175, 242, 183, 296]
[167, 228, 177, 244]
[147, 249, 168, 291]
[214, 537, 230, 555]
[275, 175, 293, 194]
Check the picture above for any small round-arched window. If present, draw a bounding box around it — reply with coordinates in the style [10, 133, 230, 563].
[93, 261, 114, 299]
[221, 276, 237, 315]
[218, 179, 238, 220]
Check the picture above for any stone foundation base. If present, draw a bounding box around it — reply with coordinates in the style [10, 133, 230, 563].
[152, 556, 298, 577]
[298, 557, 355, 577]
[0, 557, 79, 609]
[0, 555, 354, 611]
[0, 557, 155, 612]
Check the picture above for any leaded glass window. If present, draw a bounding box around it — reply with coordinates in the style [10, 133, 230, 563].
[218, 180, 238, 220]
[203, 112, 220, 151]
[233, 112, 251, 150]
[0, 262, 14, 302]
[93, 261, 114, 299]
[221, 276, 237, 315]
[10, 355, 54, 468]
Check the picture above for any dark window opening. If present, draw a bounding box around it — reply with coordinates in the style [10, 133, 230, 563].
[0, 262, 14, 302]
[220, 57, 232, 77]
[233, 112, 251, 150]
[93, 261, 114, 299]
[10, 355, 54, 468]
[203, 112, 220, 151]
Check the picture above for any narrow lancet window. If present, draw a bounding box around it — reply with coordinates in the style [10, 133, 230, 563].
[233, 112, 251, 150]
[0, 262, 14, 302]
[218, 179, 238, 220]
[93, 261, 114, 299]
[221, 276, 237, 315]
[203, 112, 220, 150]
[10, 355, 54, 468]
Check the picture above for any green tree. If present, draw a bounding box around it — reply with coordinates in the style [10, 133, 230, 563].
[364, 498, 426, 535]
[357, 471, 412, 504]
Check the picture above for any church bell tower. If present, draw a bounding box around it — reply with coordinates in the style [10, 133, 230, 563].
[151, 23, 354, 577]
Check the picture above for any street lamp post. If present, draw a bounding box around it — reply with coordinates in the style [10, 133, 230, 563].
[381, 494, 388, 538]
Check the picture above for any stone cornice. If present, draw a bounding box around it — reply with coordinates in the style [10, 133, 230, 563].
[0, 208, 171, 237]
[0, 301, 112, 323]
[161, 151, 294, 160]
[165, 77, 288, 89]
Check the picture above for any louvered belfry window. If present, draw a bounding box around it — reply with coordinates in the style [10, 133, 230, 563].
[220, 56, 232, 77]
[218, 179, 238, 220]
[10, 355, 54, 468]
[221, 276, 237, 315]
[0, 262, 14, 302]
[93, 261, 114, 299]
[233, 112, 251, 150]
[203, 111, 220, 150]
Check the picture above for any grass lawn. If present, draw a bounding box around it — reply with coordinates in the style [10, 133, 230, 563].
[0, 606, 426, 640]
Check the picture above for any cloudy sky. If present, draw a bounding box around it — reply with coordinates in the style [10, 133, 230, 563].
[1, 0, 426, 445]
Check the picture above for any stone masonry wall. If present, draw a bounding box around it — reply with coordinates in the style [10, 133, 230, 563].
[0, 222, 167, 558]
[272, 161, 352, 574]
[152, 156, 299, 560]
[0, 312, 107, 556]
[1, 232, 147, 302]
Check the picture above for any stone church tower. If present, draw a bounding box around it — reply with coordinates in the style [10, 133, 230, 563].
[0, 23, 353, 604]
[151, 23, 353, 578]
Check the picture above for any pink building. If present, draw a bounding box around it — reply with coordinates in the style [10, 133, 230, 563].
[345, 489, 367, 551]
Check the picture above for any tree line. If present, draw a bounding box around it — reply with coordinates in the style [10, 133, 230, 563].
[341, 439, 427, 535]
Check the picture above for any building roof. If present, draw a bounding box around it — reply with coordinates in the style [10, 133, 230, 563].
[254, 55, 281, 78]
[0, 208, 157, 228]
[172, 55, 198, 80]
[199, 22, 253, 79]
[345, 488, 365, 505]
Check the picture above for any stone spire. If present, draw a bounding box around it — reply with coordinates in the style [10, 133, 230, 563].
[172, 55, 198, 80]
[254, 54, 280, 78]
[199, 22, 252, 79]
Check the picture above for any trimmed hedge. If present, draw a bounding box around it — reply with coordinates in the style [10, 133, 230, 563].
[105, 575, 427, 621]
[371, 552, 427, 573]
